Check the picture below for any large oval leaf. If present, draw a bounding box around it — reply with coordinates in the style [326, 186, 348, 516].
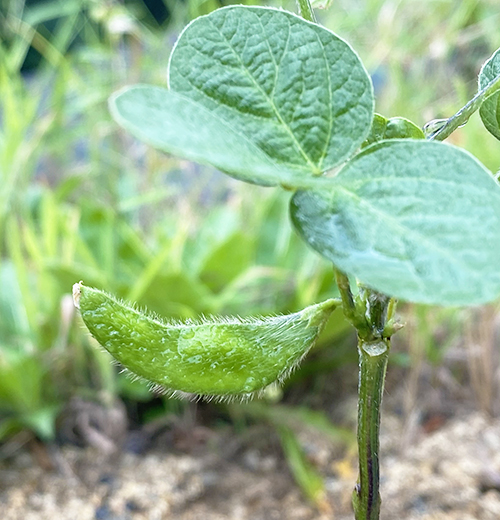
[479, 47, 500, 141]
[290, 140, 500, 305]
[110, 86, 287, 187]
[110, 6, 374, 187]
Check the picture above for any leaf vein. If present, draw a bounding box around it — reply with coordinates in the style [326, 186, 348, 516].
[336, 186, 483, 283]
[207, 14, 319, 173]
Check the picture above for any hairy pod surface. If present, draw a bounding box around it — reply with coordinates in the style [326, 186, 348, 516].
[73, 283, 338, 398]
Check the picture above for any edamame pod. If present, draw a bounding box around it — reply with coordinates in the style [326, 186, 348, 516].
[73, 282, 338, 399]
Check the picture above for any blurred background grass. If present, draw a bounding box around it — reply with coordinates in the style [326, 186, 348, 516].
[1, 0, 500, 504]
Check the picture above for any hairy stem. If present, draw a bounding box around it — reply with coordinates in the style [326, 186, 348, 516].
[426, 74, 500, 141]
[352, 338, 389, 520]
[296, 0, 317, 23]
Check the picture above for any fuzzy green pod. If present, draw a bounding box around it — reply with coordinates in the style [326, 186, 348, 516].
[73, 283, 338, 399]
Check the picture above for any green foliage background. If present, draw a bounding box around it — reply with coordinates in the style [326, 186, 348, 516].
[1, 0, 500, 476]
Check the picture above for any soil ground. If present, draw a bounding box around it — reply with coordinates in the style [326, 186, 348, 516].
[1, 409, 500, 520]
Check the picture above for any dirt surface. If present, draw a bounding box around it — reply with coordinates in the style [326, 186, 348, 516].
[1, 411, 500, 520]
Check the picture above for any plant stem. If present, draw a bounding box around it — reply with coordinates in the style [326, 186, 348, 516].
[335, 270, 371, 336]
[426, 74, 500, 141]
[335, 275, 395, 520]
[296, 0, 317, 23]
[352, 338, 389, 520]
[295, 5, 394, 517]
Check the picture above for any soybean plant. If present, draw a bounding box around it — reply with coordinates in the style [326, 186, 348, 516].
[75, 1, 500, 519]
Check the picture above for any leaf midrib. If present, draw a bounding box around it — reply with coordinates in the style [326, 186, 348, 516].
[206, 14, 321, 174]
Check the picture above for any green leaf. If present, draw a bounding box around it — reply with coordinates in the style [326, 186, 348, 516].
[479, 47, 500, 141]
[290, 139, 500, 306]
[21, 406, 60, 441]
[111, 87, 282, 187]
[278, 426, 325, 505]
[0, 418, 23, 442]
[199, 232, 255, 292]
[134, 272, 214, 319]
[362, 114, 424, 148]
[110, 6, 373, 187]
[238, 402, 355, 446]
